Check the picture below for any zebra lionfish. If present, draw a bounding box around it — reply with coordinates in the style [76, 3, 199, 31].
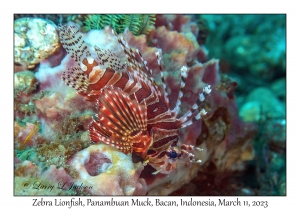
[58, 23, 212, 174]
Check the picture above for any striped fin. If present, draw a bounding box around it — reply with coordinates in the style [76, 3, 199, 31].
[179, 85, 212, 128]
[111, 29, 152, 83]
[155, 51, 170, 106]
[89, 86, 151, 156]
[94, 46, 127, 72]
[61, 66, 89, 93]
[148, 127, 178, 157]
[58, 24, 89, 64]
[172, 66, 188, 116]
[136, 49, 154, 80]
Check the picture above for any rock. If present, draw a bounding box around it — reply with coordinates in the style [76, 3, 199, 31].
[239, 101, 262, 122]
[245, 87, 285, 118]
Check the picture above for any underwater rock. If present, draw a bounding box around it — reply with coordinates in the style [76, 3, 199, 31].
[68, 144, 147, 195]
[14, 161, 75, 195]
[155, 14, 199, 37]
[270, 78, 286, 102]
[14, 122, 39, 150]
[34, 90, 94, 138]
[14, 70, 38, 96]
[14, 17, 60, 69]
[239, 101, 262, 122]
[245, 87, 285, 118]
[198, 14, 286, 81]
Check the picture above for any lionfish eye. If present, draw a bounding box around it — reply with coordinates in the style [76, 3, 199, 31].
[169, 151, 178, 159]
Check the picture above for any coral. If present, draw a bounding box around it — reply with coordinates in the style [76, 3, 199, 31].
[34, 90, 94, 139]
[244, 87, 285, 119]
[35, 137, 90, 170]
[36, 142, 68, 169]
[14, 161, 75, 195]
[14, 17, 60, 69]
[14, 70, 38, 96]
[14, 160, 41, 177]
[155, 14, 198, 36]
[197, 14, 286, 81]
[68, 144, 147, 195]
[270, 78, 286, 102]
[14, 14, 71, 25]
[145, 160, 200, 195]
[14, 70, 39, 120]
[83, 14, 156, 35]
[251, 116, 286, 195]
[14, 122, 40, 150]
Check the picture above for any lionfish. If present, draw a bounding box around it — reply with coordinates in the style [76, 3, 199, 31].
[58, 23, 211, 174]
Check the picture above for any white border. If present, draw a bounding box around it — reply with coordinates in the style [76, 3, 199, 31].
[3, 0, 296, 208]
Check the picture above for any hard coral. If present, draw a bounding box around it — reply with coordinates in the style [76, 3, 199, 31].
[14, 70, 38, 96]
[68, 144, 147, 195]
[36, 138, 90, 170]
[34, 91, 94, 139]
[14, 17, 60, 69]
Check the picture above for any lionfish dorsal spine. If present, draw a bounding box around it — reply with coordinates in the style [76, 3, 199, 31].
[178, 84, 212, 128]
[172, 65, 188, 116]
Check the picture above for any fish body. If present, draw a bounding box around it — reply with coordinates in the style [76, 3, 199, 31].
[58, 24, 211, 174]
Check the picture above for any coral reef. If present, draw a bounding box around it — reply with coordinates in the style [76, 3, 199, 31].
[14, 70, 38, 96]
[68, 144, 147, 195]
[13, 14, 285, 196]
[14, 17, 60, 69]
[14, 122, 40, 150]
[14, 14, 71, 25]
[197, 14, 286, 81]
[14, 160, 75, 195]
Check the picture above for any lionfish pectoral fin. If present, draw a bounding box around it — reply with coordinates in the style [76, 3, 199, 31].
[61, 66, 89, 94]
[94, 46, 127, 72]
[58, 24, 89, 65]
[90, 86, 150, 154]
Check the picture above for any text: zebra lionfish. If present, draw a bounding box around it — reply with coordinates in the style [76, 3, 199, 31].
[58, 23, 211, 174]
